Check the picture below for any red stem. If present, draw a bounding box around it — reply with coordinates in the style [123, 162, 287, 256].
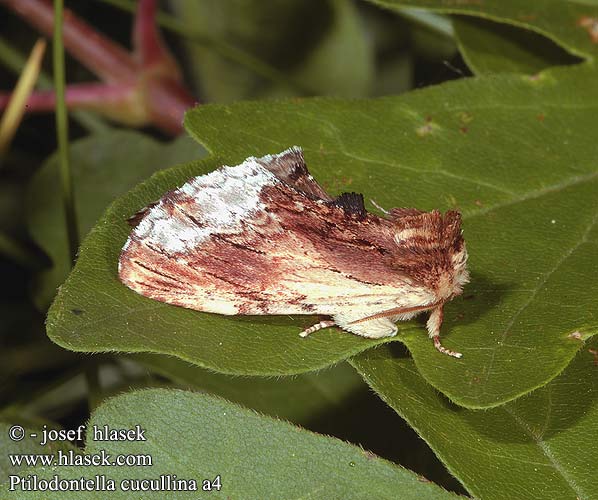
[133, 0, 182, 82]
[0, 0, 136, 82]
[0, 82, 135, 112]
[133, 0, 173, 71]
[0, 0, 197, 135]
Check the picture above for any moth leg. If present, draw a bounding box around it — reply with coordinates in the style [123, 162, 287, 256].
[299, 320, 336, 338]
[426, 306, 462, 359]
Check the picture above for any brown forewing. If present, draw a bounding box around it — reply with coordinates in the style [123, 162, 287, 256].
[119, 152, 464, 315]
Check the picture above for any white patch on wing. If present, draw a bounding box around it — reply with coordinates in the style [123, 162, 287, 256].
[118, 238, 132, 273]
[130, 157, 279, 254]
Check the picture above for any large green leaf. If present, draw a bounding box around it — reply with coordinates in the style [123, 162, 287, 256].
[0, 420, 77, 479]
[169, 0, 373, 100]
[286, 0, 373, 98]
[27, 130, 203, 309]
[351, 338, 598, 500]
[128, 355, 464, 491]
[131, 354, 365, 425]
[369, 0, 598, 59]
[48, 61, 598, 407]
[3, 389, 460, 499]
[453, 16, 580, 75]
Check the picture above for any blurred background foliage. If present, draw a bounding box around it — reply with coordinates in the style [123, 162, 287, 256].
[2, 0, 576, 495]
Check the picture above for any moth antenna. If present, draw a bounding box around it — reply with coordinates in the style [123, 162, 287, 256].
[442, 60, 465, 77]
[349, 302, 440, 324]
[370, 199, 390, 214]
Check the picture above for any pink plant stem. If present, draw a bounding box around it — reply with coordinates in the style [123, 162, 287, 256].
[0, 0, 136, 82]
[0, 0, 196, 135]
[0, 82, 136, 112]
[134, 0, 174, 72]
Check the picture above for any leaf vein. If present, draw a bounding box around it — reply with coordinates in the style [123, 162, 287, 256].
[479, 206, 598, 393]
[502, 405, 587, 498]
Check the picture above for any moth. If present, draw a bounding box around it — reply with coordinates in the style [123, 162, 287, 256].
[118, 147, 469, 358]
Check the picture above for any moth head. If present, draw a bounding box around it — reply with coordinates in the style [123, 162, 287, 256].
[390, 208, 469, 301]
[444, 241, 469, 298]
[435, 210, 469, 301]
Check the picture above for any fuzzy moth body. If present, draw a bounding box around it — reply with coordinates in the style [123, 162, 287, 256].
[118, 147, 469, 358]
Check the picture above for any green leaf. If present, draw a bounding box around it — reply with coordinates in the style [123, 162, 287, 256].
[126, 355, 466, 491]
[169, 0, 373, 100]
[48, 63, 598, 406]
[3, 389, 460, 499]
[453, 16, 581, 75]
[0, 178, 40, 267]
[168, 0, 310, 100]
[0, 178, 26, 235]
[0, 230, 40, 268]
[284, 0, 373, 98]
[27, 130, 203, 309]
[351, 338, 598, 500]
[130, 354, 365, 424]
[0, 420, 76, 479]
[368, 0, 598, 59]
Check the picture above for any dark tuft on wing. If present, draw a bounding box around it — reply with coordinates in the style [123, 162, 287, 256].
[330, 192, 367, 220]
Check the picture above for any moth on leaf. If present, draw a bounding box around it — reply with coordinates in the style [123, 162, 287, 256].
[118, 147, 469, 358]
